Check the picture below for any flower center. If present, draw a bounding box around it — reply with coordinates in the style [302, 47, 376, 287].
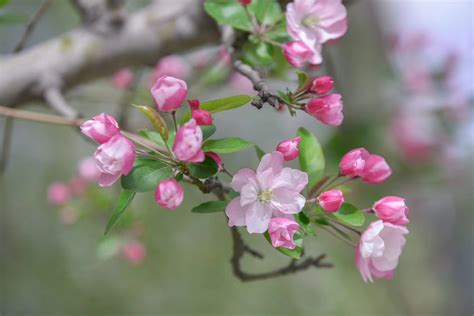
[303, 14, 320, 28]
[258, 189, 273, 203]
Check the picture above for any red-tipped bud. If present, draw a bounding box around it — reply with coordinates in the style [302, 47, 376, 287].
[238, 0, 252, 5]
[308, 76, 334, 94]
[187, 99, 200, 110]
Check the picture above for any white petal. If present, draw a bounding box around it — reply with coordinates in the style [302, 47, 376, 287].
[245, 203, 272, 234]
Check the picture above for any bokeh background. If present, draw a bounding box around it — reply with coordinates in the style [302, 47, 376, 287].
[1, 0, 473, 315]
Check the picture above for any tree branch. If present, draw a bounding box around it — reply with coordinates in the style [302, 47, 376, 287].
[0, 0, 219, 108]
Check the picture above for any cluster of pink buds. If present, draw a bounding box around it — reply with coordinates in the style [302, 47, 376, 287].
[339, 148, 392, 183]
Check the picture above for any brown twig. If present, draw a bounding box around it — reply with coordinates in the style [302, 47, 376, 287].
[0, 105, 83, 126]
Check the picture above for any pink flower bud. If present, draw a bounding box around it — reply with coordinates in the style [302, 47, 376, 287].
[268, 218, 300, 249]
[155, 178, 184, 210]
[306, 94, 344, 126]
[339, 148, 370, 178]
[206, 152, 223, 171]
[94, 135, 135, 187]
[48, 182, 71, 205]
[80, 113, 120, 144]
[238, 0, 252, 5]
[172, 119, 205, 163]
[78, 156, 100, 182]
[276, 136, 301, 161]
[187, 99, 200, 110]
[283, 41, 321, 68]
[121, 241, 146, 264]
[148, 55, 189, 87]
[192, 110, 213, 126]
[308, 76, 334, 94]
[150, 75, 187, 112]
[373, 196, 409, 225]
[317, 189, 344, 212]
[112, 68, 134, 90]
[361, 155, 392, 184]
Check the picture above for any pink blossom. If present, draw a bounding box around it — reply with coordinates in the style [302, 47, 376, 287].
[306, 93, 344, 126]
[78, 156, 100, 182]
[283, 41, 322, 68]
[356, 220, 408, 282]
[225, 151, 308, 234]
[94, 135, 135, 187]
[188, 99, 213, 126]
[121, 241, 146, 264]
[80, 113, 120, 144]
[206, 152, 223, 171]
[229, 72, 254, 95]
[276, 136, 301, 161]
[286, 0, 347, 49]
[317, 189, 344, 212]
[47, 182, 71, 205]
[373, 196, 409, 226]
[155, 178, 184, 210]
[148, 55, 189, 87]
[339, 148, 370, 178]
[308, 75, 334, 94]
[268, 218, 300, 249]
[112, 68, 134, 90]
[150, 75, 187, 112]
[361, 155, 392, 184]
[172, 119, 205, 163]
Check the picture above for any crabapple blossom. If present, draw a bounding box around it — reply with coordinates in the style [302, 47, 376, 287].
[339, 148, 370, 178]
[225, 151, 308, 234]
[268, 218, 300, 249]
[308, 75, 334, 94]
[286, 0, 347, 48]
[317, 189, 344, 212]
[373, 196, 409, 225]
[121, 241, 146, 264]
[283, 41, 322, 68]
[150, 75, 187, 112]
[78, 156, 100, 182]
[47, 182, 71, 205]
[188, 99, 213, 126]
[306, 94, 344, 126]
[276, 136, 302, 161]
[80, 113, 120, 144]
[112, 68, 134, 90]
[148, 55, 189, 87]
[356, 220, 408, 282]
[172, 119, 205, 163]
[94, 135, 135, 187]
[155, 179, 184, 210]
[361, 154, 392, 184]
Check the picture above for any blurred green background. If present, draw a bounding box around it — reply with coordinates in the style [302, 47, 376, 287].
[1, 0, 472, 315]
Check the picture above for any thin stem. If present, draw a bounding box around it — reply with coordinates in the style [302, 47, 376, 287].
[0, 105, 83, 126]
[326, 216, 362, 236]
[171, 111, 178, 133]
[318, 225, 356, 247]
[326, 177, 356, 191]
[222, 166, 234, 178]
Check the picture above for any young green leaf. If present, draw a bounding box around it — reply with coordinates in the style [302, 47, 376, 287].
[204, 0, 252, 31]
[255, 146, 265, 160]
[201, 124, 216, 140]
[295, 212, 315, 236]
[104, 190, 136, 235]
[180, 95, 252, 124]
[202, 138, 254, 154]
[296, 70, 310, 90]
[264, 231, 303, 259]
[138, 130, 166, 147]
[191, 200, 228, 213]
[132, 104, 168, 141]
[332, 203, 365, 227]
[248, 0, 283, 26]
[121, 158, 173, 192]
[297, 127, 325, 191]
[188, 156, 219, 179]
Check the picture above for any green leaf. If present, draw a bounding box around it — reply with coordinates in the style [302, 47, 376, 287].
[295, 212, 315, 236]
[121, 158, 173, 192]
[255, 146, 265, 160]
[255, 42, 274, 65]
[248, 0, 283, 26]
[297, 70, 310, 89]
[276, 90, 292, 105]
[297, 127, 325, 192]
[104, 190, 136, 235]
[204, 0, 252, 31]
[264, 231, 303, 259]
[201, 124, 216, 140]
[191, 200, 228, 213]
[202, 137, 254, 154]
[180, 95, 252, 124]
[138, 130, 166, 147]
[132, 104, 168, 141]
[0, 0, 10, 9]
[332, 203, 365, 227]
[188, 156, 218, 179]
